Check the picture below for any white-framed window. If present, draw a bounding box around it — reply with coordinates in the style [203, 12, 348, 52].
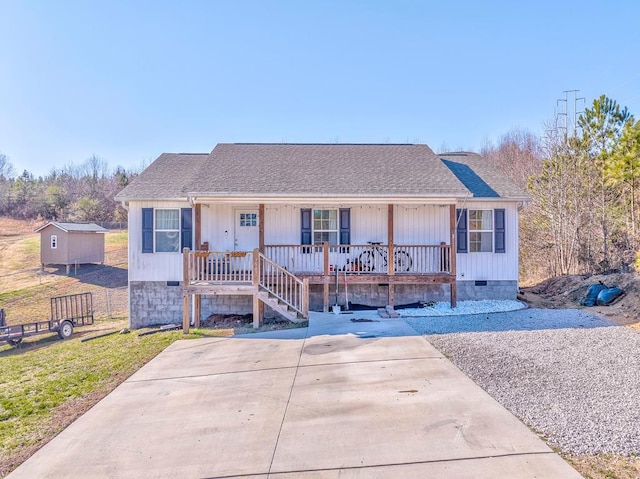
[239, 212, 257, 227]
[468, 209, 493, 253]
[313, 209, 338, 245]
[51, 235, 58, 249]
[155, 209, 180, 252]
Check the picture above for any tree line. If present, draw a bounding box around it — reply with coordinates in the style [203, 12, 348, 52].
[483, 94, 640, 280]
[0, 155, 139, 225]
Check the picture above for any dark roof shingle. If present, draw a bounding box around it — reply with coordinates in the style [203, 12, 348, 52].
[115, 144, 529, 201]
[439, 152, 529, 199]
[115, 153, 209, 200]
[187, 143, 467, 198]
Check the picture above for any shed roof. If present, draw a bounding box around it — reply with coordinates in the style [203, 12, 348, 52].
[115, 144, 530, 201]
[34, 222, 109, 234]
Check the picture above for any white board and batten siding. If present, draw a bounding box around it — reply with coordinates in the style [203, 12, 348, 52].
[130, 201, 520, 283]
[262, 204, 451, 245]
[200, 204, 239, 251]
[264, 205, 391, 245]
[394, 205, 450, 245]
[128, 201, 189, 282]
[455, 201, 519, 282]
[199, 204, 389, 246]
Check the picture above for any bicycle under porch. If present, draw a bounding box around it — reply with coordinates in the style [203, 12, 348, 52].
[181, 241, 456, 332]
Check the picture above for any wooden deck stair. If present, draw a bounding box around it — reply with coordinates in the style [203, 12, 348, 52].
[255, 251, 309, 324]
[256, 290, 306, 323]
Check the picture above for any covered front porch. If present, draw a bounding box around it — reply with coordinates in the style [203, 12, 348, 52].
[181, 204, 458, 331]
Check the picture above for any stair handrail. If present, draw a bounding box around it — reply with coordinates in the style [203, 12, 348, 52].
[254, 250, 309, 318]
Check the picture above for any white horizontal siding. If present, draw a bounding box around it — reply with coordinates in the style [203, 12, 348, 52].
[455, 201, 520, 281]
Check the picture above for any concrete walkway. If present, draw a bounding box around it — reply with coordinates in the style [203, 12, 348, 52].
[8, 311, 582, 478]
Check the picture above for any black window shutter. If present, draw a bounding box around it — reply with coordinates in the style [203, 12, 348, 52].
[456, 209, 468, 254]
[339, 208, 351, 245]
[301, 208, 312, 245]
[494, 208, 506, 253]
[181, 208, 193, 250]
[142, 208, 153, 253]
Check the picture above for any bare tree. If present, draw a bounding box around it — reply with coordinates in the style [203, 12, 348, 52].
[481, 128, 544, 189]
[529, 130, 588, 275]
[0, 153, 15, 179]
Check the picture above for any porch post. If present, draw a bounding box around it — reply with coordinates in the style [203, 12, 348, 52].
[195, 203, 202, 249]
[253, 295, 262, 328]
[387, 204, 395, 307]
[323, 242, 330, 312]
[182, 248, 190, 333]
[449, 205, 457, 308]
[302, 278, 310, 318]
[194, 295, 201, 328]
[257, 205, 266, 320]
[253, 248, 263, 327]
[258, 204, 265, 253]
[182, 294, 190, 333]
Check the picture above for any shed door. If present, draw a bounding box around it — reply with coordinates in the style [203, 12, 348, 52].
[234, 210, 259, 252]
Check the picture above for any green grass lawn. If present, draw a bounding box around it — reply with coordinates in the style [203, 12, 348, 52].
[0, 324, 218, 477]
[105, 230, 127, 245]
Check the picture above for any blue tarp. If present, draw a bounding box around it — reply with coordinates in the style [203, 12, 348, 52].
[581, 283, 624, 306]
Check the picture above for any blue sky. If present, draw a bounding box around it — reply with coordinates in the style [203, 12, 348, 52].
[1, 1, 639, 177]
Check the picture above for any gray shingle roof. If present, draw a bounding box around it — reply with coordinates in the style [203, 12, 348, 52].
[439, 152, 529, 199]
[186, 143, 470, 198]
[35, 222, 109, 233]
[115, 153, 209, 200]
[115, 144, 530, 201]
[441, 159, 499, 197]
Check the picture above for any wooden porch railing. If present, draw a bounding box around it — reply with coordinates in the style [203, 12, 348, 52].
[187, 250, 254, 283]
[182, 243, 451, 326]
[264, 243, 451, 275]
[185, 244, 451, 284]
[255, 251, 309, 318]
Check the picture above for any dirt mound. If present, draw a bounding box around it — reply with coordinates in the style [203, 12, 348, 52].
[520, 272, 640, 328]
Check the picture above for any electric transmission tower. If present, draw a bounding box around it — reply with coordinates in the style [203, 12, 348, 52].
[556, 89, 585, 138]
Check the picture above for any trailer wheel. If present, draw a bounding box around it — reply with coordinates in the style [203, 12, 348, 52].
[58, 321, 74, 340]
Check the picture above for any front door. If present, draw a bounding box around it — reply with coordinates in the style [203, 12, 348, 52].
[234, 210, 259, 251]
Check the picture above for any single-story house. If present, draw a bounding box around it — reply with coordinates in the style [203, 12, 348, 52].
[115, 143, 529, 330]
[35, 222, 109, 274]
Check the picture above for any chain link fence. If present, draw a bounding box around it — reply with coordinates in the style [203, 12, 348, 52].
[90, 287, 128, 321]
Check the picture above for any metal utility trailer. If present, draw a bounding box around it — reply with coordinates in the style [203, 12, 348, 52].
[0, 292, 94, 346]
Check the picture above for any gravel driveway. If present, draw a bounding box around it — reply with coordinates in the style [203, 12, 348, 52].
[405, 308, 640, 455]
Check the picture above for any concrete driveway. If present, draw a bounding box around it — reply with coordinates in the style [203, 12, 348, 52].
[8, 312, 582, 478]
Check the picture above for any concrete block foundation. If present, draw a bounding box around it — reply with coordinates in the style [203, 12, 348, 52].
[456, 280, 518, 301]
[130, 281, 277, 329]
[129, 280, 519, 328]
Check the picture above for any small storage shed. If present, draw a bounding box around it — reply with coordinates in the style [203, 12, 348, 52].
[35, 222, 109, 274]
